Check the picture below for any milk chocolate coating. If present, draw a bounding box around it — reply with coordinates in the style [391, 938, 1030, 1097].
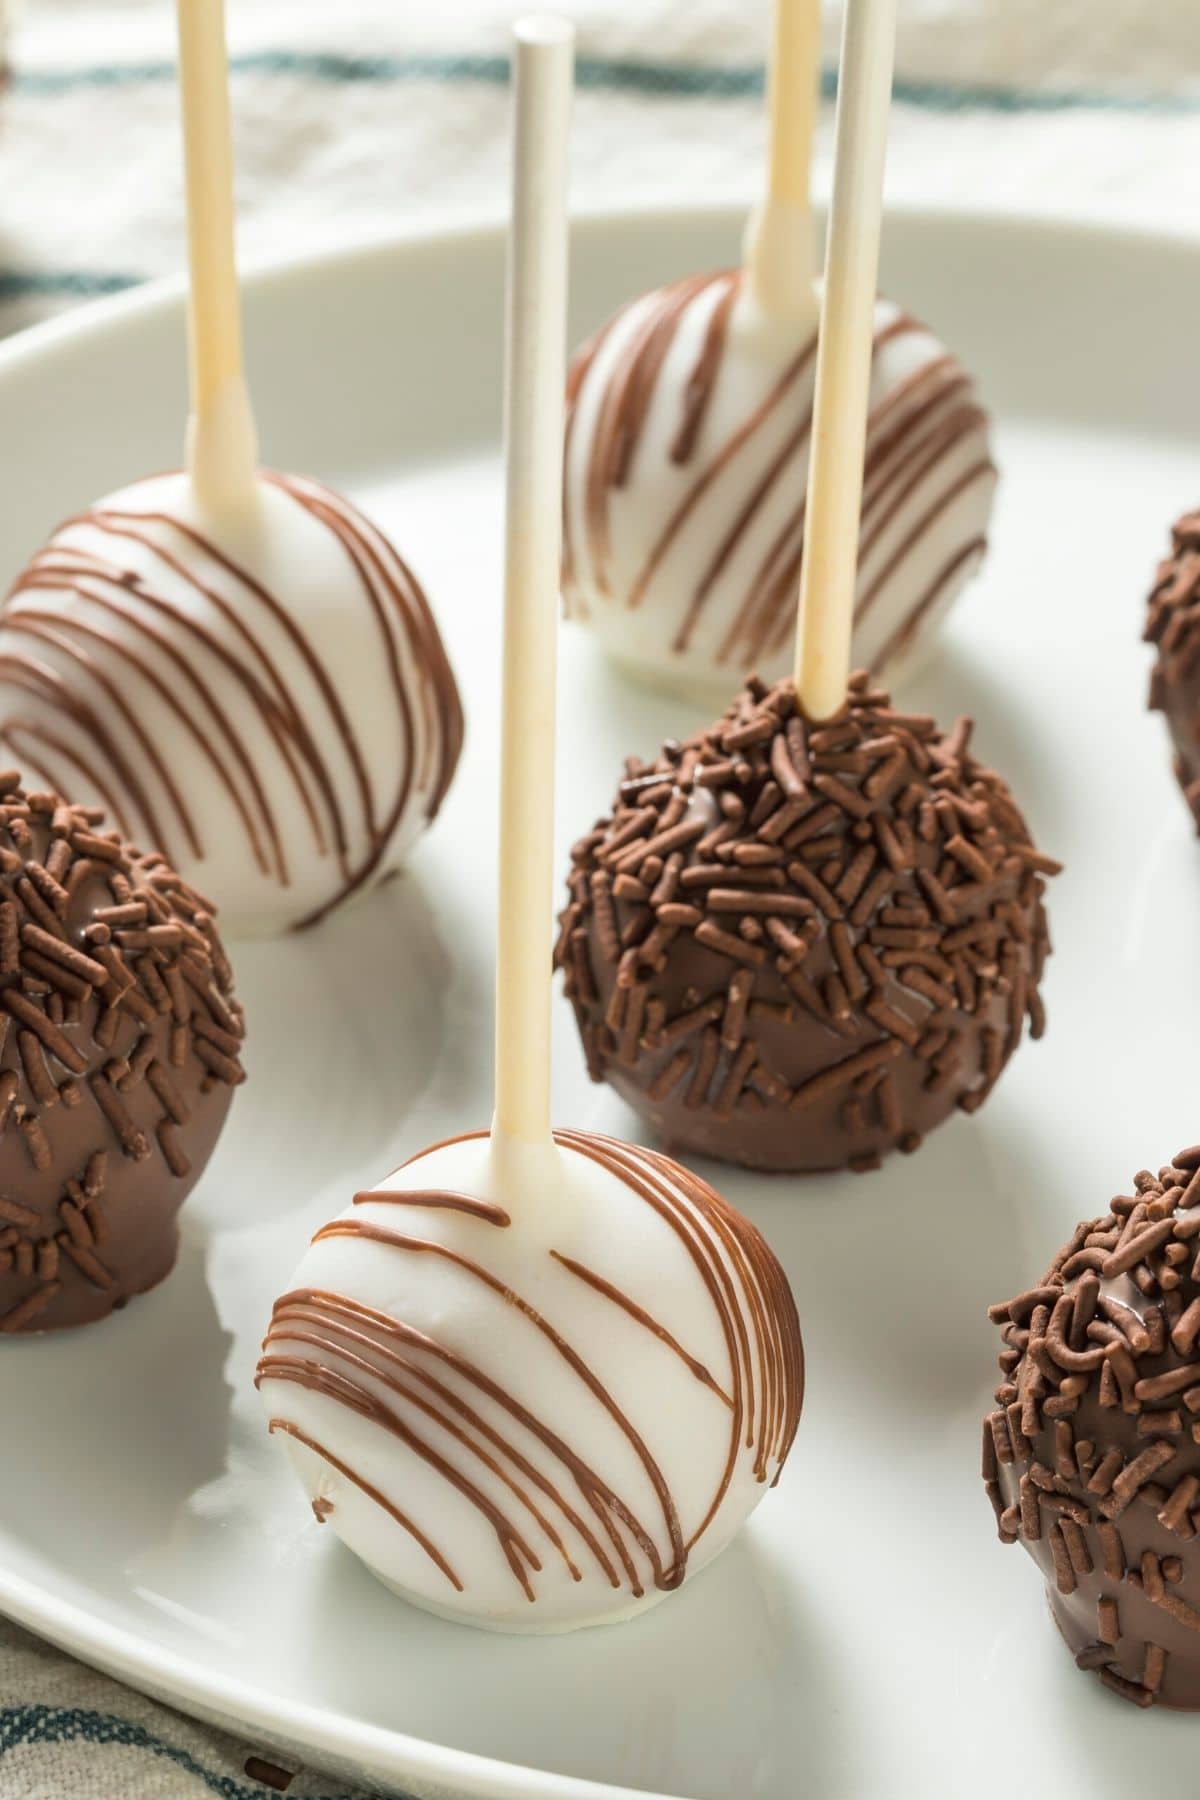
[0, 778, 244, 1333]
[1146, 509, 1200, 830]
[556, 674, 1057, 1174]
[984, 1147, 1200, 1709]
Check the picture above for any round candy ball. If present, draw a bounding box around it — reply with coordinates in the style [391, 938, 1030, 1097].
[0, 470, 464, 936]
[1146, 508, 1200, 829]
[258, 1126, 802, 1633]
[985, 1147, 1200, 1709]
[563, 272, 996, 701]
[557, 673, 1057, 1174]
[0, 775, 244, 1333]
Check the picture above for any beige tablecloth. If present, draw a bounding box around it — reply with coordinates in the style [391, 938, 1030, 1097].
[0, 0, 1198, 1793]
[2, 0, 1200, 343]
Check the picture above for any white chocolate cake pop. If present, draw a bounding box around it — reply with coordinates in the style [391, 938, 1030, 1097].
[563, 284, 995, 696]
[561, 0, 995, 701]
[0, 470, 463, 935]
[258, 19, 802, 1635]
[0, 0, 462, 937]
[258, 1128, 802, 1631]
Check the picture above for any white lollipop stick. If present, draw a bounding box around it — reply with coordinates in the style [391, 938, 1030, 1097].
[175, 0, 258, 510]
[744, 0, 821, 327]
[794, 0, 897, 719]
[493, 16, 574, 1150]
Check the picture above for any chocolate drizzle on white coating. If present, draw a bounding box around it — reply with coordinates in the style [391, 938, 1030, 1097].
[0, 470, 463, 933]
[563, 271, 996, 690]
[257, 1127, 802, 1623]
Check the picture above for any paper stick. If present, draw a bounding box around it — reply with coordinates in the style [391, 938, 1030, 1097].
[744, 0, 821, 326]
[493, 16, 574, 1147]
[793, 0, 897, 718]
[176, 0, 258, 509]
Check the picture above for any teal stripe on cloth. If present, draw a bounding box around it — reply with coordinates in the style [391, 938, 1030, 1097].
[0, 1704, 377, 1800]
[0, 270, 140, 300]
[10, 50, 1200, 114]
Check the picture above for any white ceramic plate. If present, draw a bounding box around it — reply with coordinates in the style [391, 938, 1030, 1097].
[1, 205, 1199, 1800]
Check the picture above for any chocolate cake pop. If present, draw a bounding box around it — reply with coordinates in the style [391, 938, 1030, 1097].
[0, 0, 463, 937]
[0, 471, 463, 935]
[563, 287, 996, 699]
[1145, 507, 1200, 829]
[259, 21, 802, 1633]
[557, 673, 1058, 1172]
[561, 0, 1050, 1175]
[0, 775, 243, 1333]
[258, 1125, 801, 1631]
[984, 1147, 1200, 1709]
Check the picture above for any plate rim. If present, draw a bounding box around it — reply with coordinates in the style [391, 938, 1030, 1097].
[1, 198, 1199, 1800]
[0, 1561, 655, 1800]
[3, 195, 1200, 378]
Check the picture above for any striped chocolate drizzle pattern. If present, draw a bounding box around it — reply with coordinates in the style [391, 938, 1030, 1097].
[563, 269, 995, 672]
[0, 471, 463, 929]
[257, 1127, 802, 1604]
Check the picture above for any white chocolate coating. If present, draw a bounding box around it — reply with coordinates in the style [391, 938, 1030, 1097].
[0, 471, 462, 936]
[563, 273, 997, 700]
[257, 1129, 803, 1633]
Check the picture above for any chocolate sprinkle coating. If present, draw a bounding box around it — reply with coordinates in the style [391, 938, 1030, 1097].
[556, 673, 1057, 1173]
[1146, 509, 1200, 830]
[985, 1147, 1200, 1710]
[0, 775, 244, 1332]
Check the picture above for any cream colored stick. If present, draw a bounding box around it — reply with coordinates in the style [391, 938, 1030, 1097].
[493, 16, 574, 1148]
[793, 0, 897, 718]
[744, 0, 822, 326]
[175, 0, 258, 510]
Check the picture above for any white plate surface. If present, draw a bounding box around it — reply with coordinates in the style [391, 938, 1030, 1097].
[0, 206, 1199, 1800]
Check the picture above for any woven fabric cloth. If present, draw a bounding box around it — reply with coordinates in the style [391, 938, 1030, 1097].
[0, 1616, 370, 1798]
[0, 0, 1198, 1794]
[1, 0, 1199, 336]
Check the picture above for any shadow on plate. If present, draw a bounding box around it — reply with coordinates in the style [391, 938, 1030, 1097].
[0, 1230, 232, 1590]
[681, 1102, 1025, 1424]
[283, 1524, 838, 1800]
[201, 871, 453, 1230]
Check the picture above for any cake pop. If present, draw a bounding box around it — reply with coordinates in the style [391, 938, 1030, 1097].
[0, 0, 462, 937]
[561, 0, 995, 701]
[258, 1124, 801, 1631]
[0, 775, 243, 1333]
[1146, 507, 1200, 829]
[557, 673, 1056, 1173]
[558, 0, 1055, 1176]
[258, 21, 802, 1633]
[984, 1147, 1200, 1710]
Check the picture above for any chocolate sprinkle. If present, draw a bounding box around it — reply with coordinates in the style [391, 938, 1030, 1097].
[985, 1145, 1200, 1709]
[1146, 509, 1200, 832]
[557, 675, 1057, 1172]
[0, 779, 244, 1333]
